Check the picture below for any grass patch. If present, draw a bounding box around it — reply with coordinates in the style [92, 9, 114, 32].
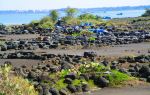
[87, 80, 96, 88]
[54, 79, 67, 90]
[0, 41, 5, 46]
[79, 62, 106, 73]
[107, 70, 131, 86]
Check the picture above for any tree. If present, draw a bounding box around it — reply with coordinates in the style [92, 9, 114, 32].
[0, 24, 5, 30]
[50, 10, 59, 22]
[142, 9, 150, 17]
[65, 7, 77, 18]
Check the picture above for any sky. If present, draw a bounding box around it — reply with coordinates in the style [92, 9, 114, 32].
[1, 0, 150, 10]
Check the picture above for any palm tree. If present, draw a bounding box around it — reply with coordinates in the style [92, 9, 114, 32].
[50, 10, 59, 22]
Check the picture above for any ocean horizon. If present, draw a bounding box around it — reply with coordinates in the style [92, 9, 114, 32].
[0, 9, 145, 25]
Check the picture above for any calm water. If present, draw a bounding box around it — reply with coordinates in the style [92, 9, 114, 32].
[0, 10, 145, 25]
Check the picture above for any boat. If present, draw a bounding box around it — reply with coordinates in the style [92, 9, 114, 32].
[116, 13, 123, 15]
[102, 16, 111, 20]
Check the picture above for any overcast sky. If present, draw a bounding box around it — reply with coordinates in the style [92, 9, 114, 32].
[1, 0, 150, 10]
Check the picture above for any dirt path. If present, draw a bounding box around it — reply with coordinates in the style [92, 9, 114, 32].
[2, 42, 149, 57]
[0, 34, 40, 40]
[90, 86, 150, 95]
[0, 42, 150, 67]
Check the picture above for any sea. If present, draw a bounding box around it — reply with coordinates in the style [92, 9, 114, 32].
[0, 9, 145, 25]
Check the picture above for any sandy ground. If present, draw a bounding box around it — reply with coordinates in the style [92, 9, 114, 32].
[2, 42, 149, 56]
[0, 42, 150, 67]
[0, 42, 150, 94]
[0, 59, 40, 68]
[90, 86, 150, 95]
[0, 34, 40, 40]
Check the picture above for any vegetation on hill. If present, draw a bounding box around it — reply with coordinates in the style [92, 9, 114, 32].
[28, 7, 104, 29]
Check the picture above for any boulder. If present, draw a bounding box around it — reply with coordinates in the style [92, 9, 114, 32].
[36, 85, 43, 95]
[75, 85, 82, 92]
[80, 74, 89, 81]
[82, 83, 89, 92]
[59, 88, 68, 95]
[110, 65, 117, 70]
[64, 78, 73, 84]
[147, 76, 150, 82]
[95, 77, 109, 88]
[119, 68, 128, 74]
[43, 86, 51, 95]
[1, 45, 7, 51]
[83, 51, 97, 58]
[139, 65, 150, 78]
[49, 88, 60, 95]
[61, 62, 74, 70]
[67, 84, 77, 93]
[65, 73, 76, 80]
[102, 60, 109, 67]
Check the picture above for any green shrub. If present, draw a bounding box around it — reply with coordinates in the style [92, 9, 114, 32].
[79, 13, 101, 21]
[79, 62, 106, 73]
[107, 70, 131, 86]
[80, 30, 93, 36]
[0, 64, 38, 95]
[38, 21, 54, 29]
[54, 79, 67, 90]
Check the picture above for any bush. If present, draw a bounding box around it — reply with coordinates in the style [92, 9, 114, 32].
[38, 21, 54, 29]
[54, 79, 67, 90]
[0, 64, 38, 95]
[79, 13, 101, 21]
[107, 70, 131, 86]
[28, 20, 39, 27]
[80, 30, 94, 36]
[62, 17, 81, 25]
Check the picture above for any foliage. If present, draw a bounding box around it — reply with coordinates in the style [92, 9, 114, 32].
[65, 7, 78, 18]
[0, 64, 38, 95]
[28, 16, 54, 29]
[142, 9, 150, 17]
[38, 21, 54, 29]
[0, 41, 5, 46]
[54, 79, 67, 90]
[88, 37, 96, 41]
[79, 62, 106, 73]
[39, 16, 52, 24]
[59, 69, 70, 78]
[62, 16, 81, 25]
[107, 70, 131, 86]
[50, 10, 59, 23]
[87, 80, 96, 88]
[80, 30, 94, 36]
[28, 20, 39, 27]
[79, 13, 101, 21]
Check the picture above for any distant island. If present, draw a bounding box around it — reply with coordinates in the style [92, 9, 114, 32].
[0, 5, 150, 13]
